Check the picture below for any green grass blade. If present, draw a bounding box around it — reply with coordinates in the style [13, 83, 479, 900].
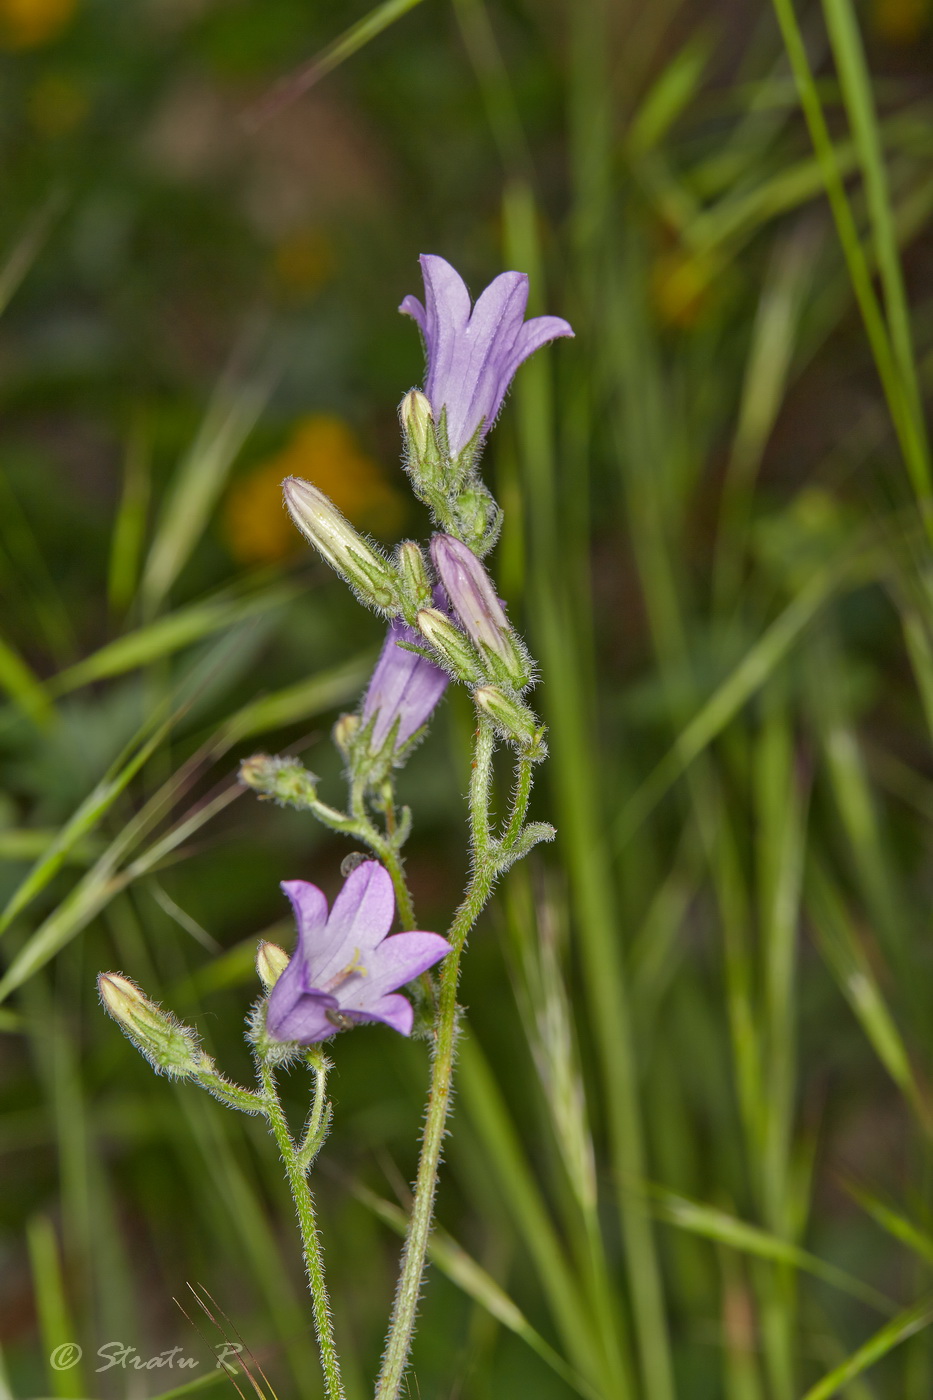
[614, 549, 872, 848]
[652, 1189, 895, 1313]
[247, 0, 428, 125]
[806, 864, 931, 1133]
[140, 368, 273, 615]
[821, 0, 929, 467]
[0, 629, 55, 728]
[770, 0, 933, 527]
[108, 411, 152, 618]
[27, 1214, 87, 1399]
[221, 652, 373, 743]
[48, 582, 298, 695]
[845, 1181, 933, 1268]
[0, 709, 173, 936]
[802, 1297, 933, 1400]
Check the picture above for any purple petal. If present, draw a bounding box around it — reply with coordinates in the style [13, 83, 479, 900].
[500, 315, 575, 388]
[310, 861, 395, 988]
[346, 931, 452, 1005]
[358, 993, 414, 1036]
[280, 880, 328, 951]
[398, 294, 427, 334]
[266, 967, 338, 1041]
[362, 601, 450, 749]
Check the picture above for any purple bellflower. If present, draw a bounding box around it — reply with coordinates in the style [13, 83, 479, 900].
[362, 587, 450, 751]
[266, 861, 450, 1042]
[400, 254, 573, 456]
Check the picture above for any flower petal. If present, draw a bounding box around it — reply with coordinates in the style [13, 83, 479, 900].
[356, 992, 414, 1036]
[501, 314, 575, 387]
[345, 931, 452, 1006]
[310, 860, 395, 988]
[280, 879, 329, 957]
[266, 971, 338, 1041]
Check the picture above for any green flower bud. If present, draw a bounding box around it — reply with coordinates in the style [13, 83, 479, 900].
[416, 608, 484, 685]
[256, 941, 290, 990]
[98, 973, 202, 1077]
[473, 686, 547, 759]
[400, 389, 433, 459]
[333, 713, 361, 758]
[283, 476, 401, 614]
[396, 540, 433, 618]
[239, 754, 318, 809]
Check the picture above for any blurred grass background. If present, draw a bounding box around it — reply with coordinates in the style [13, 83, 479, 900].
[5, 0, 933, 1395]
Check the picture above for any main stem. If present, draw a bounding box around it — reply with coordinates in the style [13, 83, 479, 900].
[375, 718, 497, 1400]
[260, 1062, 346, 1400]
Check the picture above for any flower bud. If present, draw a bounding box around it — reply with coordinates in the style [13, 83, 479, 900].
[430, 534, 531, 688]
[239, 754, 318, 809]
[474, 686, 547, 759]
[256, 941, 290, 990]
[283, 476, 401, 614]
[400, 389, 433, 459]
[396, 540, 433, 616]
[333, 713, 361, 758]
[416, 608, 484, 685]
[98, 973, 202, 1077]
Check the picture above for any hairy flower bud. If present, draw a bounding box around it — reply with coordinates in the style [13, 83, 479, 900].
[416, 608, 484, 685]
[98, 973, 202, 1077]
[282, 476, 401, 614]
[400, 389, 433, 458]
[256, 941, 290, 990]
[474, 686, 547, 759]
[430, 534, 531, 688]
[396, 540, 433, 616]
[239, 754, 318, 809]
[333, 713, 361, 758]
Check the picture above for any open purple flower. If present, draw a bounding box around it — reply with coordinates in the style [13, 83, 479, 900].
[266, 861, 450, 1042]
[362, 586, 450, 751]
[400, 254, 573, 456]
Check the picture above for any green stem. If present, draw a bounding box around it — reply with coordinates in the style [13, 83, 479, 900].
[500, 751, 534, 850]
[259, 1061, 345, 1400]
[375, 716, 497, 1400]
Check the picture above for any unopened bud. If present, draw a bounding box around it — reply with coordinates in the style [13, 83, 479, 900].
[416, 608, 484, 685]
[98, 973, 202, 1077]
[401, 389, 433, 458]
[396, 540, 433, 616]
[240, 754, 318, 808]
[430, 534, 531, 688]
[333, 713, 361, 758]
[474, 686, 547, 759]
[283, 476, 401, 614]
[256, 941, 290, 990]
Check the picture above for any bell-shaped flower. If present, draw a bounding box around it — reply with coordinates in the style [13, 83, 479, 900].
[400, 254, 573, 457]
[361, 586, 450, 752]
[266, 861, 450, 1042]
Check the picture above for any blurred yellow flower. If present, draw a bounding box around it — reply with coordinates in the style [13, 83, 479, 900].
[872, 0, 929, 40]
[651, 248, 715, 329]
[224, 415, 405, 566]
[273, 229, 334, 298]
[0, 0, 76, 49]
[29, 72, 87, 135]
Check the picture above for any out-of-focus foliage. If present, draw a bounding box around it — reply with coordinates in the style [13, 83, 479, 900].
[5, 0, 933, 1396]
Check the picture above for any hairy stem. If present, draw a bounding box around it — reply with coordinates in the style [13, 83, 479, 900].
[260, 1062, 345, 1400]
[375, 716, 497, 1400]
